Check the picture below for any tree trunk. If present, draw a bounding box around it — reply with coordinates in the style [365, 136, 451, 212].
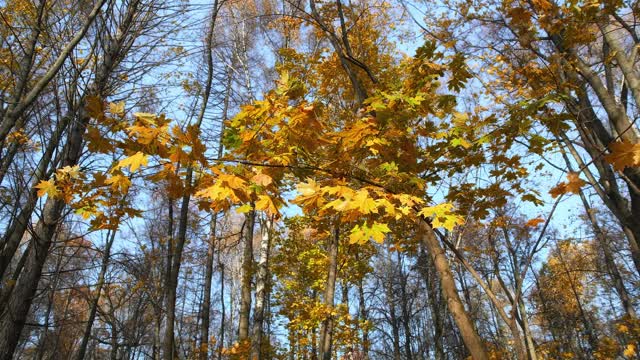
[397, 252, 413, 360]
[319, 222, 339, 360]
[357, 272, 369, 359]
[75, 227, 118, 360]
[238, 209, 256, 341]
[217, 260, 225, 359]
[251, 218, 273, 359]
[384, 261, 401, 360]
[418, 219, 488, 360]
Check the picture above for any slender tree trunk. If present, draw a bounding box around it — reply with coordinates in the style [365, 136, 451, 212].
[218, 261, 225, 360]
[397, 252, 414, 360]
[199, 59, 230, 360]
[153, 305, 162, 360]
[75, 227, 118, 360]
[0, 112, 71, 280]
[35, 243, 66, 360]
[418, 219, 488, 360]
[238, 209, 255, 341]
[418, 247, 445, 360]
[384, 261, 401, 360]
[163, 175, 193, 360]
[518, 299, 538, 360]
[200, 215, 217, 359]
[319, 222, 339, 360]
[357, 272, 369, 359]
[251, 218, 273, 359]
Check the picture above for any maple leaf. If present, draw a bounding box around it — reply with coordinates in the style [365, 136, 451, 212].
[35, 179, 58, 198]
[86, 126, 113, 153]
[117, 152, 148, 172]
[86, 96, 104, 120]
[218, 173, 247, 190]
[347, 190, 378, 214]
[549, 183, 566, 198]
[418, 203, 454, 218]
[525, 217, 545, 227]
[105, 174, 131, 193]
[134, 112, 157, 125]
[624, 344, 636, 357]
[324, 196, 351, 212]
[251, 173, 273, 186]
[109, 101, 125, 116]
[255, 195, 279, 217]
[419, 203, 464, 231]
[57, 165, 81, 179]
[565, 172, 586, 193]
[432, 214, 465, 231]
[196, 183, 237, 202]
[549, 172, 586, 198]
[236, 203, 252, 214]
[297, 179, 319, 196]
[75, 205, 98, 220]
[349, 222, 391, 245]
[604, 140, 640, 171]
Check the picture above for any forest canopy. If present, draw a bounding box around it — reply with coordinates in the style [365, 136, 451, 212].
[1, 0, 640, 359]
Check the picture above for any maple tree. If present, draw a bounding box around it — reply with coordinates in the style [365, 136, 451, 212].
[0, 0, 639, 359]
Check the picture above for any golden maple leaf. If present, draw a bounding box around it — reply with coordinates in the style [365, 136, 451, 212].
[117, 152, 148, 172]
[604, 140, 640, 171]
[550, 172, 586, 198]
[34, 179, 58, 198]
[255, 195, 279, 217]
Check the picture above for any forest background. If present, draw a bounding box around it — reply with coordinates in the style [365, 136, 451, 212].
[1, 0, 640, 359]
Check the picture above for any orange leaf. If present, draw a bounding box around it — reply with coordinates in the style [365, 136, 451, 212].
[525, 217, 545, 227]
[549, 172, 585, 198]
[604, 140, 640, 171]
[251, 173, 273, 186]
[565, 172, 586, 194]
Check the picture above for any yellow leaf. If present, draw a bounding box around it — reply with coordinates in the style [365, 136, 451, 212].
[419, 203, 464, 231]
[604, 140, 640, 171]
[105, 174, 131, 192]
[432, 214, 464, 231]
[418, 203, 454, 218]
[196, 183, 236, 202]
[236, 203, 252, 214]
[349, 222, 390, 245]
[117, 152, 148, 172]
[109, 101, 125, 116]
[34, 179, 58, 198]
[255, 195, 279, 216]
[134, 112, 157, 125]
[218, 173, 247, 190]
[347, 190, 378, 214]
[297, 179, 319, 196]
[618, 324, 630, 333]
[75, 206, 97, 220]
[57, 165, 81, 179]
[324, 192, 353, 212]
[624, 344, 636, 357]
